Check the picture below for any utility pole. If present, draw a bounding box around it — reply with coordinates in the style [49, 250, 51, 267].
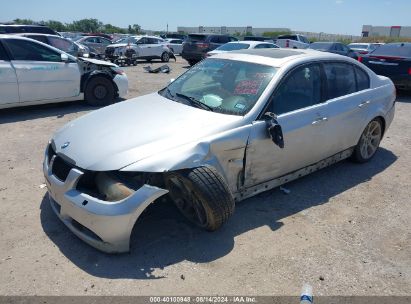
[167, 23, 169, 35]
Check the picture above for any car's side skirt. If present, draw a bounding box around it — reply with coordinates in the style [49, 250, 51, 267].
[234, 147, 354, 202]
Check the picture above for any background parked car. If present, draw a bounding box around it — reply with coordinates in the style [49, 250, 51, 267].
[105, 35, 173, 63]
[308, 42, 358, 59]
[243, 36, 275, 43]
[182, 33, 238, 65]
[74, 36, 112, 58]
[17, 33, 89, 57]
[348, 42, 384, 55]
[0, 24, 59, 36]
[165, 38, 183, 54]
[359, 42, 411, 90]
[275, 34, 310, 49]
[207, 41, 279, 56]
[0, 35, 128, 108]
[162, 33, 187, 40]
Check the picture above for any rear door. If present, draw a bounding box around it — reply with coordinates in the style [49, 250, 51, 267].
[4, 38, 81, 102]
[0, 41, 19, 105]
[147, 38, 164, 57]
[136, 37, 150, 57]
[320, 62, 371, 155]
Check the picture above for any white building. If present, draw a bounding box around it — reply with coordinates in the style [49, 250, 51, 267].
[176, 25, 360, 41]
[177, 26, 290, 36]
[362, 25, 411, 38]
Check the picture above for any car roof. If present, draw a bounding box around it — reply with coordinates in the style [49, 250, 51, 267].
[0, 24, 47, 27]
[188, 33, 229, 36]
[212, 48, 352, 67]
[79, 35, 108, 39]
[12, 33, 59, 37]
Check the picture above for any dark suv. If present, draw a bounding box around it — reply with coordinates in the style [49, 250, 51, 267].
[182, 33, 237, 65]
[0, 24, 59, 36]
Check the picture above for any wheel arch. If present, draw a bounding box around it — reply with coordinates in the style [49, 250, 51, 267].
[81, 71, 118, 95]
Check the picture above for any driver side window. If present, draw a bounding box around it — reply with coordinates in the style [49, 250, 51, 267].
[269, 64, 322, 115]
[5, 39, 62, 62]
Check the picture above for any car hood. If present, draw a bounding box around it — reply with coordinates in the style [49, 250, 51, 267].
[78, 57, 117, 67]
[52, 93, 242, 171]
[208, 50, 226, 55]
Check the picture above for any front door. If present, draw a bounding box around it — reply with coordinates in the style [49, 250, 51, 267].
[4, 38, 81, 102]
[244, 63, 330, 187]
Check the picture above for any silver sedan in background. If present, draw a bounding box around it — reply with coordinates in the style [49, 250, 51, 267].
[44, 49, 395, 253]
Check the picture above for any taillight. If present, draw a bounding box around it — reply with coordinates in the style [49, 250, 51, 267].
[286, 40, 289, 48]
[196, 42, 209, 48]
[408, 67, 411, 75]
[358, 56, 363, 63]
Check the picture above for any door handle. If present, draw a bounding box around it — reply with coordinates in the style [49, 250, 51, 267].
[312, 117, 328, 125]
[358, 100, 370, 108]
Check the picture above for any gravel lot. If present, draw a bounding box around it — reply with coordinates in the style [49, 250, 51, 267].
[0, 58, 410, 296]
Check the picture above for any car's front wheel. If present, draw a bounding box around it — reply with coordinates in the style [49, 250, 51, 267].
[165, 166, 235, 231]
[161, 52, 170, 62]
[85, 76, 115, 107]
[352, 118, 383, 162]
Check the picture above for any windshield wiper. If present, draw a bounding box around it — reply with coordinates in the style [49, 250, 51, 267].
[175, 93, 214, 112]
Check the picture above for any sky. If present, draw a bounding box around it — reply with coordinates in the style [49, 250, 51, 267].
[1, 0, 409, 36]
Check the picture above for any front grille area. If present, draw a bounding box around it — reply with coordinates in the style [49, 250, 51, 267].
[52, 156, 74, 182]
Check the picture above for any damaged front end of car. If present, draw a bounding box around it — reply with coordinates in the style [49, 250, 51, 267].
[43, 142, 169, 253]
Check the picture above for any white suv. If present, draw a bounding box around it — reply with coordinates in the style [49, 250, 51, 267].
[105, 35, 174, 64]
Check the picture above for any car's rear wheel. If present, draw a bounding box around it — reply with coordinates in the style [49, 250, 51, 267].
[161, 52, 170, 62]
[85, 76, 115, 107]
[352, 118, 383, 162]
[165, 166, 235, 231]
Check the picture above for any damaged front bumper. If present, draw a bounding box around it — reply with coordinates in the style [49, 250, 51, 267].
[42, 146, 168, 253]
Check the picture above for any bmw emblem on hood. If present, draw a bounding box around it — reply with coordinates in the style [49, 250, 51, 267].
[61, 142, 70, 149]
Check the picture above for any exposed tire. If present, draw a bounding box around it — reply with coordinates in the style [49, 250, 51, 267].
[161, 52, 170, 62]
[165, 166, 235, 231]
[84, 76, 115, 107]
[352, 118, 383, 163]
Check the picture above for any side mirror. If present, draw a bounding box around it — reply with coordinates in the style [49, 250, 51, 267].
[61, 53, 69, 62]
[264, 112, 284, 148]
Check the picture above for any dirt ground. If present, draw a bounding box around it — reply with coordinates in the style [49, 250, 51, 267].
[0, 58, 410, 296]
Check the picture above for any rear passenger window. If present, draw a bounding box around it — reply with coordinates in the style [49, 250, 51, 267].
[270, 64, 322, 115]
[324, 62, 356, 99]
[355, 66, 370, 91]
